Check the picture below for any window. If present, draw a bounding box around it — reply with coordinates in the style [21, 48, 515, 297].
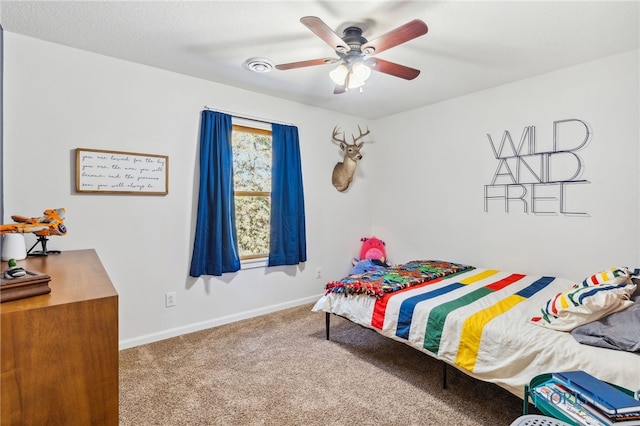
[231, 124, 272, 260]
[190, 110, 305, 278]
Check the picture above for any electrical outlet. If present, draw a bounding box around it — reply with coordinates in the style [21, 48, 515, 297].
[165, 292, 176, 307]
[315, 267, 322, 279]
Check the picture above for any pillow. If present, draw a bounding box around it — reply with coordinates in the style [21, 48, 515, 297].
[576, 266, 633, 288]
[531, 267, 636, 331]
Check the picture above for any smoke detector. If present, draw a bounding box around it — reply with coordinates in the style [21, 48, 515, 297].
[244, 57, 274, 73]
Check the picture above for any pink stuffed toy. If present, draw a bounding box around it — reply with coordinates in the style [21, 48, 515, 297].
[359, 236, 387, 263]
[349, 236, 389, 275]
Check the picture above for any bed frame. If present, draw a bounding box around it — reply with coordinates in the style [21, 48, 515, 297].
[324, 311, 452, 389]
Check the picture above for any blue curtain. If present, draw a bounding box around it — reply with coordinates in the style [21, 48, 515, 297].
[269, 123, 307, 266]
[190, 111, 240, 277]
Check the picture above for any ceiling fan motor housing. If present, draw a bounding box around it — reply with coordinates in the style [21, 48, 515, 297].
[341, 26, 368, 54]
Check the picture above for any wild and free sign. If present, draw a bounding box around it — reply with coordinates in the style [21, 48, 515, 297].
[484, 119, 590, 215]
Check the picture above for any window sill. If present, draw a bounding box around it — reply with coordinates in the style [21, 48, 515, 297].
[241, 257, 268, 270]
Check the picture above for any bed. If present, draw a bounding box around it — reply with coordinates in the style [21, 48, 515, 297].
[312, 260, 640, 399]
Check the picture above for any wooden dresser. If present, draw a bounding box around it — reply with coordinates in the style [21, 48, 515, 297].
[1, 249, 118, 425]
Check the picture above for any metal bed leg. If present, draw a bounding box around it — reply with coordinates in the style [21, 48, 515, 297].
[442, 362, 447, 389]
[325, 312, 330, 340]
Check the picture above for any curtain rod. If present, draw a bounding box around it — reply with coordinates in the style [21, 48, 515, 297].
[203, 106, 295, 127]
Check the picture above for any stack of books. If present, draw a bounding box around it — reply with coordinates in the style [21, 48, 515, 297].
[532, 370, 640, 426]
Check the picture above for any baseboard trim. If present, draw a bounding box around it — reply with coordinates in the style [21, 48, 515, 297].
[118, 294, 323, 350]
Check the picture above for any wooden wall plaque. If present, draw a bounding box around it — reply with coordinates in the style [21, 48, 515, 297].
[76, 148, 168, 195]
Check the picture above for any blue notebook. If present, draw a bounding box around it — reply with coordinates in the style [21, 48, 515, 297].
[552, 370, 640, 415]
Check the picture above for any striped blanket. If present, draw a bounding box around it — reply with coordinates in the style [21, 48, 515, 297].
[313, 266, 640, 398]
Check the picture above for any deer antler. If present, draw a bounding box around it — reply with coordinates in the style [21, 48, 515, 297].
[352, 125, 371, 144]
[332, 126, 346, 145]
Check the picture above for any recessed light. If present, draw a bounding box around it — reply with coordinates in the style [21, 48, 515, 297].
[244, 57, 274, 73]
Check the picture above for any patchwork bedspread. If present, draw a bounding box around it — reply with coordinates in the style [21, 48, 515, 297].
[324, 260, 475, 297]
[313, 266, 640, 398]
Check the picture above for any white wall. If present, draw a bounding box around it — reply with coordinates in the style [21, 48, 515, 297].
[2, 33, 373, 348]
[4, 32, 639, 349]
[370, 49, 640, 280]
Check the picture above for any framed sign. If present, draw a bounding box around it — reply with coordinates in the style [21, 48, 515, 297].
[76, 148, 168, 195]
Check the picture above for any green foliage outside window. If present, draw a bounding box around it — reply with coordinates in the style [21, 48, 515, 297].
[234, 196, 270, 257]
[232, 126, 272, 258]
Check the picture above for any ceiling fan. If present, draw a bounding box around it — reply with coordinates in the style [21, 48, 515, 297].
[275, 16, 428, 94]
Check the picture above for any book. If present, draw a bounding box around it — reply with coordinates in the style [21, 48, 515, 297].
[582, 402, 640, 425]
[552, 371, 640, 416]
[552, 382, 640, 426]
[533, 381, 607, 426]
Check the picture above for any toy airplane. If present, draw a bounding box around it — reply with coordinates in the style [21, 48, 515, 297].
[1, 208, 67, 256]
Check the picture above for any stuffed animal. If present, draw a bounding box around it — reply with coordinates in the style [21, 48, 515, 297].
[359, 236, 387, 263]
[349, 258, 387, 275]
[349, 236, 390, 275]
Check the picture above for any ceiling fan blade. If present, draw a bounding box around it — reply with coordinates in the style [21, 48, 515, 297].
[275, 57, 338, 70]
[368, 58, 421, 80]
[333, 83, 347, 95]
[361, 19, 428, 55]
[300, 16, 348, 52]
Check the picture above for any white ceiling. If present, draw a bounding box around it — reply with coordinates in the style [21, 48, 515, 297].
[1, 1, 638, 119]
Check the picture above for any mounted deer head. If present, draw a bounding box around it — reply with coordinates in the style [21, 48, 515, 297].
[331, 125, 371, 192]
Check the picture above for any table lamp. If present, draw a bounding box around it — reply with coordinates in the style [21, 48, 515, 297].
[2, 234, 27, 261]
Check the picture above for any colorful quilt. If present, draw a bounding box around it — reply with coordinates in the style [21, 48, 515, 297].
[325, 260, 475, 298]
[313, 266, 640, 399]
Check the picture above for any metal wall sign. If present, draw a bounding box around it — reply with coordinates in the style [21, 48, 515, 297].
[484, 119, 591, 215]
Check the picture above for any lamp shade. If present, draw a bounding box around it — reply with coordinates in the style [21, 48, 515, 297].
[329, 64, 349, 85]
[351, 61, 371, 81]
[330, 62, 371, 91]
[2, 234, 27, 260]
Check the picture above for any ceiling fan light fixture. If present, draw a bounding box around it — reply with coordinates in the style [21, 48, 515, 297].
[329, 64, 349, 85]
[330, 61, 371, 89]
[347, 75, 366, 91]
[351, 61, 371, 81]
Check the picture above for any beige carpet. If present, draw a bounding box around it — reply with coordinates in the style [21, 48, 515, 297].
[120, 303, 533, 425]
